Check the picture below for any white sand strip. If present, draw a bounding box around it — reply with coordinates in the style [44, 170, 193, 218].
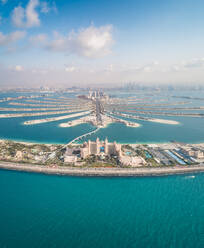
[24, 111, 91, 125]
[0, 107, 89, 112]
[109, 112, 180, 125]
[59, 116, 89, 127]
[9, 102, 90, 107]
[0, 109, 90, 118]
[148, 118, 179, 125]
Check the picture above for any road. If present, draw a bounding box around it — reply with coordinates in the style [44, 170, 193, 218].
[95, 99, 103, 125]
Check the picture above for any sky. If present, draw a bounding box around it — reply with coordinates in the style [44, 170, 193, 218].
[0, 0, 204, 88]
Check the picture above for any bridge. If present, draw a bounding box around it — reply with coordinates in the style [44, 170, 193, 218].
[45, 127, 100, 162]
[67, 127, 100, 146]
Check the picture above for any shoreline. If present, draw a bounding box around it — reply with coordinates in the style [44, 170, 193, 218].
[0, 161, 204, 177]
[109, 112, 180, 125]
[1, 138, 204, 146]
[23, 111, 91, 125]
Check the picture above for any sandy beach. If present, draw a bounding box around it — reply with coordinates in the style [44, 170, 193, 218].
[23, 111, 91, 125]
[149, 118, 179, 125]
[0, 109, 90, 118]
[0, 107, 85, 112]
[0, 161, 204, 177]
[9, 102, 88, 108]
[108, 111, 180, 125]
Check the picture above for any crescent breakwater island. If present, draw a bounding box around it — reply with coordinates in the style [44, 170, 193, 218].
[1, 89, 204, 176]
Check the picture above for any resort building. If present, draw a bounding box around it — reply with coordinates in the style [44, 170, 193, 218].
[188, 149, 204, 159]
[181, 147, 204, 159]
[80, 138, 122, 158]
[64, 147, 79, 163]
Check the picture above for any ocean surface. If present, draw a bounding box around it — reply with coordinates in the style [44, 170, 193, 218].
[0, 169, 204, 248]
[1, 90, 204, 144]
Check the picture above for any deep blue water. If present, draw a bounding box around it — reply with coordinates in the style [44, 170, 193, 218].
[0, 170, 204, 248]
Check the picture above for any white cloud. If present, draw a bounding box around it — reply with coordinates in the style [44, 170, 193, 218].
[1, 58, 204, 88]
[40, 1, 57, 14]
[0, 31, 26, 46]
[12, 6, 25, 27]
[107, 64, 114, 72]
[43, 25, 114, 58]
[14, 65, 24, 71]
[65, 66, 76, 72]
[168, 58, 204, 72]
[119, 61, 160, 73]
[12, 0, 40, 28]
[40, 1, 50, 13]
[171, 65, 181, 72]
[29, 33, 47, 45]
[1, 0, 7, 5]
[182, 58, 204, 68]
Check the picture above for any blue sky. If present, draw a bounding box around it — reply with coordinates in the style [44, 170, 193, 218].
[0, 0, 204, 87]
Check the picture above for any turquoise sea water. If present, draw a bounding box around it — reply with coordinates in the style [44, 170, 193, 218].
[1, 90, 204, 248]
[0, 169, 204, 248]
[1, 90, 204, 144]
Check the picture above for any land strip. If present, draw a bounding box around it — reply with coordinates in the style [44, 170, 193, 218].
[9, 102, 89, 107]
[107, 111, 179, 125]
[0, 109, 90, 118]
[112, 110, 204, 117]
[0, 161, 204, 177]
[0, 107, 85, 112]
[24, 111, 91, 125]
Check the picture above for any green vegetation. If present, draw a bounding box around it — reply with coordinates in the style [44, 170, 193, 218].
[136, 149, 146, 158]
[88, 162, 115, 168]
[146, 158, 160, 167]
[0, 139, 202, 169]
[0, 140, 61, 165]
[122, 144, 134, 151]
[84, 154, 118, 167]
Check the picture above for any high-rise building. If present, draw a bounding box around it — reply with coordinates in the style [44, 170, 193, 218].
[80, 138, 121, 158]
